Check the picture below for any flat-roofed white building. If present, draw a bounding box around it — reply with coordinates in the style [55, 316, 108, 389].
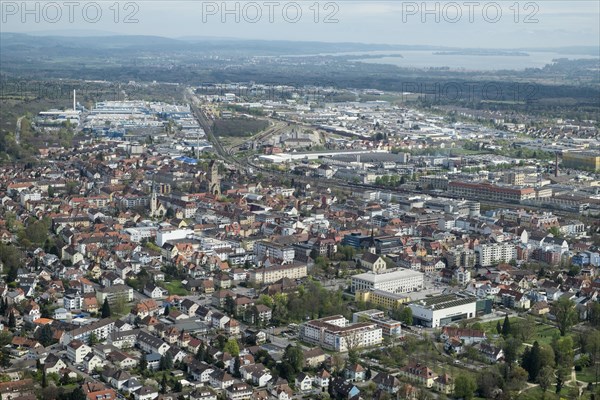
[408, 294, 478, 328]
[352, 310, 402, 337]
[351, 269, 424, 294]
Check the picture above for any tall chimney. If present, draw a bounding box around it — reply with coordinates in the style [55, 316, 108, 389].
[555, 152, 559, 177]
[73, 89, 76, 111]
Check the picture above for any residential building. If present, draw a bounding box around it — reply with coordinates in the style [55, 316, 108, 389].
[352, 310, 402, 336]
[249, 263, 307, 284]
[300, 315, 383, 352]
[475, 243, 517, 267]
[61, 318, 115, 345]
[360, 253, 387, 273]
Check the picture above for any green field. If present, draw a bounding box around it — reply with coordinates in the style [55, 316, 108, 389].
[519, 385, 589, 400]
[478, 317, 562, 345]
[576, 366, 600, 384]
[162, 280, 189, 296]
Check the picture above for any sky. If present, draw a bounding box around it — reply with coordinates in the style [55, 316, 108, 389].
[2, 1, 599, 48]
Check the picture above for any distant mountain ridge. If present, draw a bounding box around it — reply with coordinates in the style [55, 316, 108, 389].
[2, 32, 598, 56]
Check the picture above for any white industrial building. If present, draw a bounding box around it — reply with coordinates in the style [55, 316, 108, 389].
[156, 228, 193, 247]
[351, 269, 424, 294]
[408, 294, 478, 328]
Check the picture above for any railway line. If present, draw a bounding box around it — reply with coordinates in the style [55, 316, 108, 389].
[188, 95, 584, 220]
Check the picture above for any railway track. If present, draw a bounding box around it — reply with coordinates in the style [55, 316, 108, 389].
[188, 95, 584, 219]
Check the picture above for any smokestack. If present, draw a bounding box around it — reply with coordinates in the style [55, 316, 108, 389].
[73, 89, 76, 111]
[555, 152, 559, 177]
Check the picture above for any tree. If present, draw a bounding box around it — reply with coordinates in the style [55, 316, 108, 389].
[224, 295, 236, 316]
[101, 298, 111, 318]
[365, 367, 372, 380]
[282, 345, 304, 374]
[587, 330, 600, 387]
[507, 365, 528, 392]
[88, 332, 98, 346]
[454, 374, 477, 400]
[0, 331, 10, 347]
[348, 349, 359, 366]
[166, 208, 175, 218]
[233, 356, 241, 378]
[36, 324, 54, 347]
[139, 357, 148, 373]
[196, 342, 206, 361]
[331, 353, 345, 375]
[589, 302, 600, 327]
[173, 380, 182, 392]
[164, 304, 171, 316]
[548, 226, 561, 238]
[159, 352, 173, 371]
[502, 315, 511, 337]
[522, 341, 542, 381]
[553, 297, 577, 336]
[8, 310, 16, 328]
[395, 306, 413, 326]
[112, 293, 127, 316]
[41, 369, 47, 388]
[513, 315, 536, 343]
[69, 387, 87, 400]
[0, 349, 10, 368]
[552, 336, 575, 371]
[24, 220, 49, 246]
[223, 338, 240, 357]
[537, 366, 554, 400]
[538, 344, 556, 370]
[503, 337, 522, 375]
[160, 374, 168, 394]
[344, 330, 363, 353]
[496, 320, 502, 335]
[476, 369, 503, 399]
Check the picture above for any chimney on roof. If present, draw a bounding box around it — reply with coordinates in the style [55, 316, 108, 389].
[555, 152, 559, 177]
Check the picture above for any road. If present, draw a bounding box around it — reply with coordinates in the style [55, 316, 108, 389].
[132, 289, 151, 302]
[15, 116, 24, 144]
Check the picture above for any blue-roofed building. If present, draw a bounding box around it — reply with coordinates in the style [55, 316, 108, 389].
[146, 352, 162, 371]
[175, 156, 197, 165]
[572, 252, 600, 267]
[342, 233, 371, 249]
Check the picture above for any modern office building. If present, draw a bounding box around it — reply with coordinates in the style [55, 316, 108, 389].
[354, 289, 410, 309]
[408, 294, 478, 328]
[351, 269, 424, 294]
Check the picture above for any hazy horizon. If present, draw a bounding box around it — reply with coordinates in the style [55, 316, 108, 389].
[2, 1, 598, 49]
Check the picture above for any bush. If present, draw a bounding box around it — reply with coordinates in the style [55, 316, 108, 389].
[575, 354, 591, 371]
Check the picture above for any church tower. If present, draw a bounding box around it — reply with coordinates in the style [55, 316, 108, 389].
[208, 160, 221, 196]
[150, 187, 158, 216]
